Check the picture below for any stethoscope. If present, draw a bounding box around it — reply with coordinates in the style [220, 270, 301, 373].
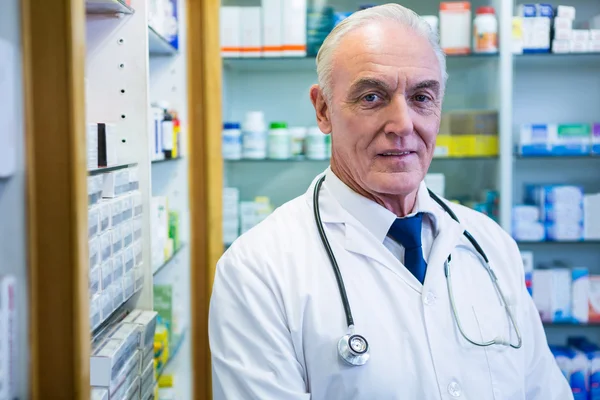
[312, 175, 523, 367]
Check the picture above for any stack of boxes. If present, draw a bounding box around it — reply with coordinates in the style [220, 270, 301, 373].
[513, 4, 600, 54]
[223, 188, 240, 246]
[514, 185, 600, 242]
[550, 337, 600, 399]
[435, 110, 499, 157]
[90, 310, 158, 399]
[150, 197, 181, 272]
[519, 123, 599, 156]
[88, 166, 144, 331]
[220, 1, 307, 58]
[517, 3, 553, 53]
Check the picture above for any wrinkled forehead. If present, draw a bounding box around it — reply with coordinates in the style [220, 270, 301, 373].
[331, 21, 442, 92]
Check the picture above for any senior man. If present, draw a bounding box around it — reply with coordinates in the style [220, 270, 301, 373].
[209, 4, 571, 399]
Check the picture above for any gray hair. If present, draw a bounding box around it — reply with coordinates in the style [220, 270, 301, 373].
[315, 3, 448, 102]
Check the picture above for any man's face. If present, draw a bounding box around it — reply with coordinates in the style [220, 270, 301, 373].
[314, 21, 442, 198]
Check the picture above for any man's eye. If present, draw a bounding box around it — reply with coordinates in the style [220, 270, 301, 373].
[363, 93, 380, 103]
[414, 94, 431, 103]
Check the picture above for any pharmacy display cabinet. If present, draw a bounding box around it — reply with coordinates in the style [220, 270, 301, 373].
[5, 0, 219, 398]
[218, 0, 600, 368]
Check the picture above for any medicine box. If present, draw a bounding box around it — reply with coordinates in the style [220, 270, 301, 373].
[113, 251, 124, 281]
[589, 276, 600, 323]
[520, 251, 534, 295]
[556, 5, 576, 20]
[90, 267, 100, 298]
[110, 282, 124, 309]
[590, 30, 600, 41]
[129, 311, 158, 351]
[551, 40, 570, 53]
[110, 198, 123, 228]
[134, 267, 144, 292]
[102, 171, 129, 199]
[87, 123, 99, 170]
[133, 191, 143, 217]
[220, 7, 241, 58]
[100, 259, 113, 291]
[519, 124, 554, 155]
[262, 0, 282, 57]
[89, 237, 100, 270]
[532, 268, 572, 323]
[526, 184, 584, 206]
[282, 0, 307, 56]
[133, 218, 142, 242]
[584, 193, 600, 240]
[571, 30, 590, 41]
[121, 194, 133, 222]
[100, 231, 112, 262]
[101, 350, 140, 397]
[439, 2, 471, 55]
[99, 201, 111, 232]
[133, 240, 143, 267]
[512, 221, 545, 242]
[592, 123, 600, 154]
[553, 16, 572, 30]
[90, 334, 138, 387]
[97, 123, 118, 168]
[123, 269, 135, 299]
[570, 39, 590, 53]
[124, 246, 135, 273]
[88, 175, 103, 205]
[90, 294, 102, 330]
[100, 290, 114, 321]
[122, 221, 133, 248]
[512, 205, 540, 222]
[240, 7, 261, 58]
[91, 387, 108, 400]
[545, 221, 583, 241]
[140, 356, 155, 393]
[571, 267, 589, 324]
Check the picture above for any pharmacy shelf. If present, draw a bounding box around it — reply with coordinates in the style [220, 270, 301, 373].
[223, 53, 498, 72]
[157, 328, 188, 379]
[90, 284, 143, 338]
[514, 52, 600, 67]
[151, 157, 184, 165]
[544, 322, 600, 327]
[153, 243, 186, 276]
[225, 156, 498, 163]
[149, 26, 178, 56]
[517, 240, 600, 245]
[85, 0, 134, 14]
[89, 162, 138, 175]
[515, 154, 600, 160]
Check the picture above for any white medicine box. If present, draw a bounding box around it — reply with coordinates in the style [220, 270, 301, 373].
[220, 7, 242, 58]
[240, 7, 262, 58]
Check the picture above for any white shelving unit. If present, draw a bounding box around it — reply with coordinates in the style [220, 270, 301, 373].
[148, 0, 192, 396]
[0, 1, 28, 398]
[85, 0, 192, 396]
[221, 0, 600, 343]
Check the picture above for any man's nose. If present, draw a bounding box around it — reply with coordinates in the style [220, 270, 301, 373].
[383, 95, 414, 137]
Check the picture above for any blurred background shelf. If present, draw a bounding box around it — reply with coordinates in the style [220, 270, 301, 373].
[148, 25, 178, 56]
[88, 162, 138, 175]
[153, 243, 186, 276]
[152, 157, 184, 164]
[85, 0, 134, 14]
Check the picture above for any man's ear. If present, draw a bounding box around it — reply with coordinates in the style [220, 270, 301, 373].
[310, 84, 332, 134]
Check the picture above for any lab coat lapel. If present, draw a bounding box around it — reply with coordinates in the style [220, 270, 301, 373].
[423, 209, 465, 289]
[307, 175, 421, 290]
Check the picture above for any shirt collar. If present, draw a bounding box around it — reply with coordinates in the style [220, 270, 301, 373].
[324, 168, 440, 242]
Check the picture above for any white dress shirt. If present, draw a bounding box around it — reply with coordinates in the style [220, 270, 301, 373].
[324, 168, 439, 268]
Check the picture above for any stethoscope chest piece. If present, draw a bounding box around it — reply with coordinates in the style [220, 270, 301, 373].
[338, 333, 370, 366]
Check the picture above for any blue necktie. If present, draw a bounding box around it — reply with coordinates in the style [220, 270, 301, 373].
[387, 213, 427, 284]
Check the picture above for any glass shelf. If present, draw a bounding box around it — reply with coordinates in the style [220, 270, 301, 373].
[85, 0, 134, 14]
[224, 156, 498, 163]
[148, 26, 178, 56]
[88, 162, 137, 175]
[517, 240, 600, 245]
[515, 154, 600, 160]
[152, 156, 183, 164]
[223, 53, 498, 72]
[153, 244, 186, 276]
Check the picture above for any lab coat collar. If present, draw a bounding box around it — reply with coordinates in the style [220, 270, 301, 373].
[306, 169, 465, 292]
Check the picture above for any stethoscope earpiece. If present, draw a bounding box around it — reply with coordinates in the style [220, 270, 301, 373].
[338, 332, 370, 366]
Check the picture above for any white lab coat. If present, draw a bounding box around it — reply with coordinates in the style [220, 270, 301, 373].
[209, 173, 573, 400]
